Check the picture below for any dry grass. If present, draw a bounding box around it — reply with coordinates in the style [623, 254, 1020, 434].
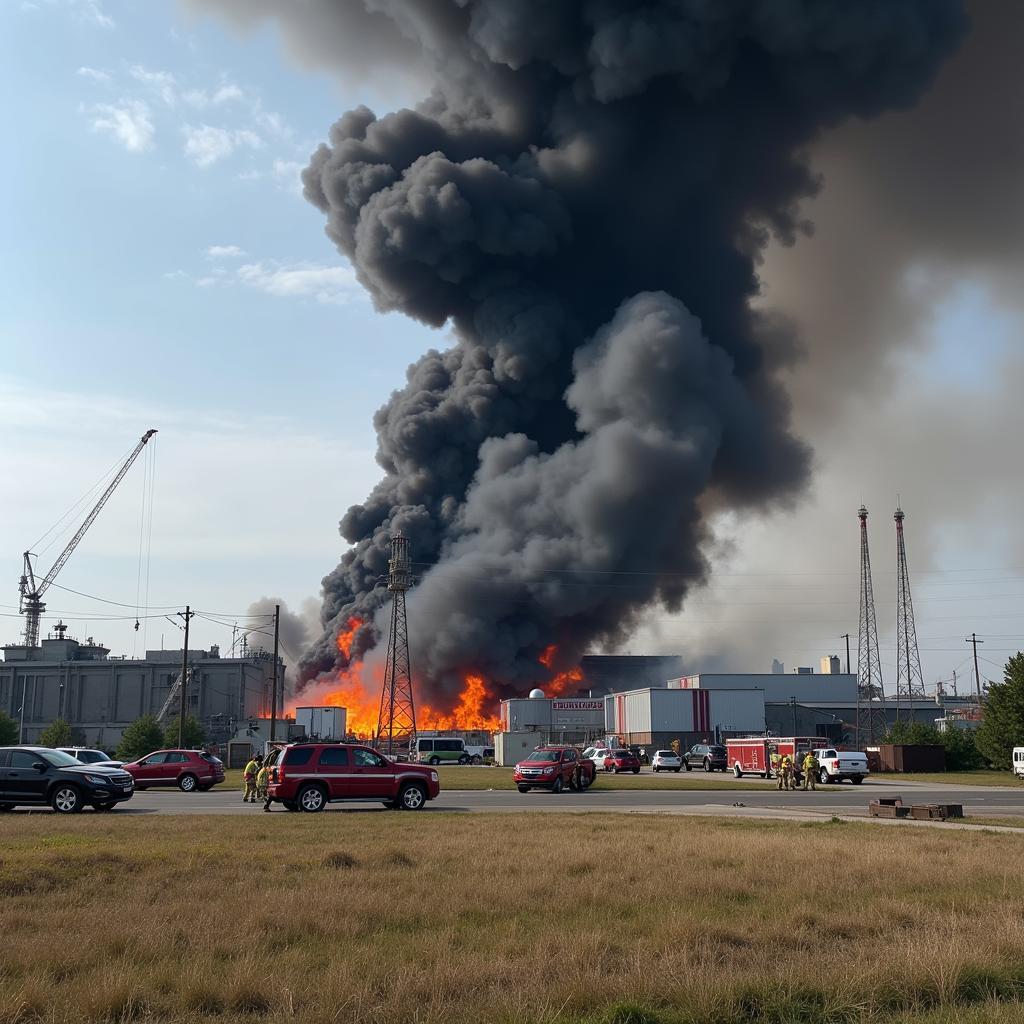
[1, 814, 1024, 1023]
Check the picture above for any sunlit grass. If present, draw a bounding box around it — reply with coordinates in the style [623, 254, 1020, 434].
[1, 813, 1023, 1023]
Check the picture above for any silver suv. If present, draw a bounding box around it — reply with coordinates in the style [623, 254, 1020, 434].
[57, 747, 123, 768]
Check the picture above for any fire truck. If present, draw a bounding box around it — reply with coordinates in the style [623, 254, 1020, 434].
[726, 736, 824, 782]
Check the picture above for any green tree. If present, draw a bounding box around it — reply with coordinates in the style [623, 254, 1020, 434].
[38, 718, 73, 747]
[976, 653, 1024, 769]
[0, 710, 18, 745]
[881, 721, 942, 746]
[116, 715, 165, 762]
[941, 727, 985, 771]
[163, 714, 206, 750]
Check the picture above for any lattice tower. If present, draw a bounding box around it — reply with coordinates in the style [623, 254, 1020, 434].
[894, 506, 926, 710]
[375, 532, 418, 754]
[857, 506, 888, 743]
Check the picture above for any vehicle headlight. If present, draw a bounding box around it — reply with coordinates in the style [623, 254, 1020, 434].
[430, 771, 438, 782]
[85, 774, 109, 785]
[543, 766, 555, 775]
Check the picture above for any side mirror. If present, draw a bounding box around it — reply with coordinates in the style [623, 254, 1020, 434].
[33, 762, 47, 772]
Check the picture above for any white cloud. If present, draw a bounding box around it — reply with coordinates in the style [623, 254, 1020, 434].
[181, 81, 245, 110]
[23, 0, 113, 27]
[88, 99, 154, 153]
[129, 64, 177, 107]
[272, 158, 304, 195]
[235, 262, 359, 304]
[206, 244, 246, 260]
[77, 66, 111, 84]
[181, 124, 262, 168]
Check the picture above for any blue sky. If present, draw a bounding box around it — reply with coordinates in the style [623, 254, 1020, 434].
[2, 0, 1022, 696]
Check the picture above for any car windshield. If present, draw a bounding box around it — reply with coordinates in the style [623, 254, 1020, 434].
[39, 749, 83, 768]
[529, 751, 561, 762]
[656, 751, 675, 758]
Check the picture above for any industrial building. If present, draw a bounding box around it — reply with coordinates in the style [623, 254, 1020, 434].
[0, 626, 285, 748]
[499, 695, 605, 746]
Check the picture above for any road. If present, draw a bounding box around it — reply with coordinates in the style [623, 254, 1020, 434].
[10, 778, 1024, 823]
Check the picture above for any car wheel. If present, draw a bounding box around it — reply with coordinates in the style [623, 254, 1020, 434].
[429, 756, 441, 766]
[178, 773, 198, 793]
[517, 785, 531, 793]
[579, 772, 592, 790]
[703, 758, 712, 773]
[674, 767, 681, 773]
[851, 775, 864, 785]
[92, 801, 117, 812]
[298, 785, 326, 812]
[819, 768, 830, 786]
[552, 775, 564, 794]
[632, 767, 640, 774]
[457, 754, 470, 765]
[398, 782, 427, 810]
[52, 785, 83, 814]
[471, 755, 483, 765]
[685, 762, 692, 772]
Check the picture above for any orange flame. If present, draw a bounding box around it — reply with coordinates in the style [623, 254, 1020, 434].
[420, 674, 501, 732]
[336, 616, 363, 660]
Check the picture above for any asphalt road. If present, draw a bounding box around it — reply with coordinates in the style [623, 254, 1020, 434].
[9, 778, 1024, 821]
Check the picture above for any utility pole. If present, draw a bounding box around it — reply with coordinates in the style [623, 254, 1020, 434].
[791, 696, 797, 736]
[841, 634, 851, 674]
[270, 604, 280, 741]
[177, 606, 194, 747]
[967, 633, 984, 709]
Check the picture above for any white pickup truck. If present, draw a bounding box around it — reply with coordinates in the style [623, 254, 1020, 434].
[813, 748, 869, 785]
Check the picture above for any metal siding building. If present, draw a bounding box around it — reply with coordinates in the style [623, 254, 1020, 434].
[671, 672, 858, 704]
[0, 634, 285, 748]
[499, 697, 606, 745]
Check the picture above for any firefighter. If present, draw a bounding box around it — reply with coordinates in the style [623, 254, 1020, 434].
[802, 751, 819, 791]
[255, 758, 270, 802]
[780, 753, 794, 791]
[771, 750, 782, 788]
[242, 753, 260, 803]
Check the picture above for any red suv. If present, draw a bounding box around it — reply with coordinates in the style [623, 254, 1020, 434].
[123, 749, 225, 792]
[266, 743, 440, 812]
[604, 749, 641, 774]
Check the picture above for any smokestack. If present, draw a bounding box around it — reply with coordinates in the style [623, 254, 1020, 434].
[197, 1, 967, 710]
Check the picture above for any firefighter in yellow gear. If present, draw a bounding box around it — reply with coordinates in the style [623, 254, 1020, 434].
[771, 751, 782, 789]
[802, 752, 819, 791]
[242, 755, 260, 803]
[255, 761, 270, 801]
[780, 754, 794, 791]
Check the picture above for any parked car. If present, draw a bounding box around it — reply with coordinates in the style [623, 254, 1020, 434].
[628, 744, 649, 765]
[651, 749, 683, 772]
[58, 747, 122, 768]
[683, 743, 728, 772]
[604, 749, 641, 774]
[464, 745, 495, 765]
[581, 746, 612, 769]
[0, 746, 134, 813]
[413, 736, 470, 765]
[122, 749, 225, 792]
[813, 748, 869, 785]
[514, 746, 596, 793]
[266, 742, 439, 811]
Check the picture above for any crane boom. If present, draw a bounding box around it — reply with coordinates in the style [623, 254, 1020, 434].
[18, 428, 157, 648]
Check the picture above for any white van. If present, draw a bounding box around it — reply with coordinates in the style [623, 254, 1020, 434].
[1012, 747, 1024, 778]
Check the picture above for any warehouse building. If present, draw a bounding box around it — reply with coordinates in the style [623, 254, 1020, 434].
[499, 694, 605, 746]
[0, 626, 285, 748]
[604, 686, 766, 751]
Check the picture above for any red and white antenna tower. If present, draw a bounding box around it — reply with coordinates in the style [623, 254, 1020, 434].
[375, 532, 418, 755]
[894, 504, 925, 715]
[856, 506, 888, 744]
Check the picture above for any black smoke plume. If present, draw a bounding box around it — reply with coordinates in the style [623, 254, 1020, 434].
[194, 0, 966, 704]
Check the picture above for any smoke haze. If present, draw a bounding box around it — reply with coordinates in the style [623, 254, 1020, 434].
[189, 0, 974, 702]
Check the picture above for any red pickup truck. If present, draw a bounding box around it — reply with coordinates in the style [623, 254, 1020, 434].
[514, 746, 596, 794]
[266, 742, 440, 812]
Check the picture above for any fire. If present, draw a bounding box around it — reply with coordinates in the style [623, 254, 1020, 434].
[420, 674, 501, 732]
[335, 616, 363, 660]
[538, 643, 584, 697]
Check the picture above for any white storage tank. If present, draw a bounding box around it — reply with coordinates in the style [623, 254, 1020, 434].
[295, 706, 347, 740]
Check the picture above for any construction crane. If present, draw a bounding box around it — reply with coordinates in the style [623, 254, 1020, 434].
[18, 428, 157, 648]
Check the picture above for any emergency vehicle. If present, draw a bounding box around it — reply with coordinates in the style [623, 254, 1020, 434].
[726, 736, 825, 781]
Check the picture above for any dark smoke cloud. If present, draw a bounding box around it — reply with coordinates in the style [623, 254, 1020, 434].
[190, 0, 966, 704]
[245, 596, 319, 679]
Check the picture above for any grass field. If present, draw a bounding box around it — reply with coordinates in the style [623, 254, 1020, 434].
[892, 772, 1023, 788]
[2, 814, 1024, 1023]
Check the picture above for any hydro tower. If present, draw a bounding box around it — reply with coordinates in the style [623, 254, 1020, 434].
[856, 506, 888, 743]
[375, 532, 418, 754]
[894, 504, 925, 716]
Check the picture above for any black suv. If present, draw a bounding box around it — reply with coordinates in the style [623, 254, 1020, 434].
[683, 743, 728, 772]
[0, 747, 135, 813]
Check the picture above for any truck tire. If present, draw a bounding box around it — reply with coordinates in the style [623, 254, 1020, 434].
[819, 768, 830, 786]
[733, 764, 742, 778]
[298, 784, 326, 812]
[398, 782, 427, 810]
[851, 775, 864, 784]
[552, 775, 564, 794]
[517, 785, 531, 793]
